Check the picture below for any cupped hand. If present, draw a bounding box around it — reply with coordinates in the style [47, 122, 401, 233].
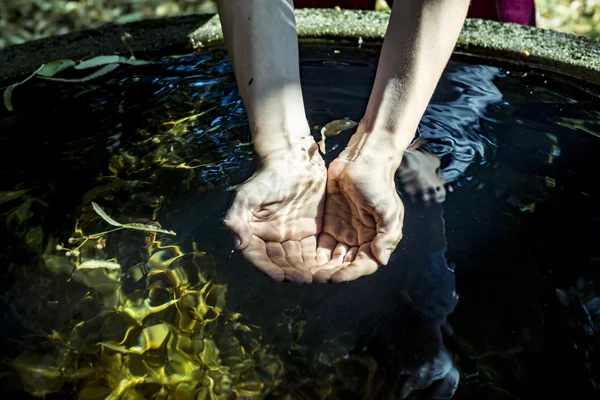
[224, 137, 326, 283]
[312, 151, 405, 283]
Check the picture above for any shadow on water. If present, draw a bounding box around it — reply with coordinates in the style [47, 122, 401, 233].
[0, 45, 599, 399]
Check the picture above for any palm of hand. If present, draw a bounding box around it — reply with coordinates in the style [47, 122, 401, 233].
[225, 144, 326, 283]
[313, 158, 404, 283]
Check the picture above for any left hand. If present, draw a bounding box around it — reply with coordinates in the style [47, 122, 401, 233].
[312, 146, 404, 283]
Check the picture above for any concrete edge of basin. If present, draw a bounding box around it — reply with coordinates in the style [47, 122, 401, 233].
[192, 9, 600, 86]
[1, 9, 599, 87]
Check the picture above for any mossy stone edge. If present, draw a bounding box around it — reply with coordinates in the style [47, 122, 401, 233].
[192, 10, 600, 85]
[1, 9, 599, 85]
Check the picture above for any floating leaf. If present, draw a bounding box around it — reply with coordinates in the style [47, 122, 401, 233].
[37, 59, 76, 77]
[92, 202, 177, 236]
[75, 55, 123, 69]
[124, 223, 176, 236]
[77, 260, 121, 271]
[39, 63, 120, 83]
[3, 64, 45, 111]
[322, 119, 359, 137]
[317, 119, 359, 154]
[3, 83, 17, 111]
[75, 55, 157, 70]
[92, 202, 123, 227]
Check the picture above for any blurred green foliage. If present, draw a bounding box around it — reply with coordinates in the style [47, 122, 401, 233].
[537, 0, 600, 37]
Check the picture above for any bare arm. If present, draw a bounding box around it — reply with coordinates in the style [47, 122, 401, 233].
[343, 0, 471, 170]
[317, 0, 471, 282]
[217, 0, 310, 161]
[218, 0, 326, 283]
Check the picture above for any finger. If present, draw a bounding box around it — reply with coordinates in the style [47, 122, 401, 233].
[266, 242, 294, 270]
[312, 264, 345, 283]
[316, 233, 337, 265]
[371, 198, 404, 265]
[300, 236, 318, 270]
[282, 241, 312, 284]
[224, 193, 252, 250]
[343, 246, 359, 264]
[331, 243, 379, 283]
[312, 243, 348, 283]
[281, 267, 312, 284]
[240, 236, 284, 282]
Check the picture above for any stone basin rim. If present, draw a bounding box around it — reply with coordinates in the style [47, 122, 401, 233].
[0, 10, 599, 91]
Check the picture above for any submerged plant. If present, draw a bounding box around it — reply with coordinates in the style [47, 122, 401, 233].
[6, 202, 283, 399]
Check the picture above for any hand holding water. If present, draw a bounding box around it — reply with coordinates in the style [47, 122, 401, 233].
[312, 127, 405, 282]
[218, 0, 470, 283]
[224, 137, 326, 283]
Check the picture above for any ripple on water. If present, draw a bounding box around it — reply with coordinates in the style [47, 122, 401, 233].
[0, 46, 599, 399]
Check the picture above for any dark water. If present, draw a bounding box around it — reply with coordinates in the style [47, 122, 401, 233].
[1, 45, 600, 399]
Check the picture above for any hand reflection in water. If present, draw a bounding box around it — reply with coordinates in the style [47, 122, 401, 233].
[259, 178, 460, 399]
[357, 192, 459, 399]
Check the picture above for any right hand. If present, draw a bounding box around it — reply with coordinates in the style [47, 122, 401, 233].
[224, 137, 326, 283]
[312, 129, 405, 283]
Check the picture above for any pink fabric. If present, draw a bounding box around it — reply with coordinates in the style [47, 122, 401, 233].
[296, 0, 537, 27]
[497, 0, 536, 26]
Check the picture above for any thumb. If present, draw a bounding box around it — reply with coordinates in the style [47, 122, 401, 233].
[224, 195, 252, 251]
[371, 198, 404, 265]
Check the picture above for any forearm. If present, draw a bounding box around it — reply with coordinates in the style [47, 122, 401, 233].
[217, 0, 310, 160]
[352, 0, 470, 166]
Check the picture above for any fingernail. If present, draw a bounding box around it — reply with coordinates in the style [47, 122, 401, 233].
[233, 234, 242, 249]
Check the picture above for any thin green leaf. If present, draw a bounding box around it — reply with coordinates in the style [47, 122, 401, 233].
[123, 58, 159, 66]
[91, 202, 123, 227]
[75, 55, 123, 69]
[91, 202, 176, 236]
[121, 222, 176, 236]
[75, 55, 156, 70]
[39, 63, 120, 83]
[3, 83, 17, 111]
[37, 59, 76, 77]
[3, 64, 45, 111]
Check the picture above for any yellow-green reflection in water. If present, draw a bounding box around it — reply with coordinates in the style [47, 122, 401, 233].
[9, 200, 284, 399]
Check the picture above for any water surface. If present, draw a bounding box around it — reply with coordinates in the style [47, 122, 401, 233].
[1, 45, 599, 399]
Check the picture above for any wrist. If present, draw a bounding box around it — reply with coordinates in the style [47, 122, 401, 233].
[252, 118, 311, 159]
[338, 123, 414, 173]
[254, 130, 320, 168]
